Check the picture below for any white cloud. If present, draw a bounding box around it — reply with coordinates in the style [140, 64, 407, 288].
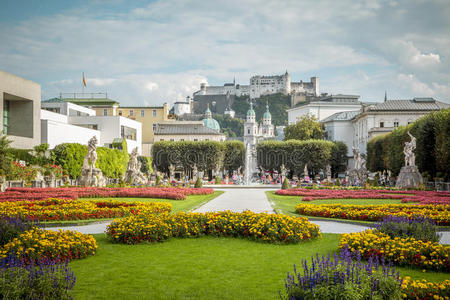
[88, 78, 116, 86]
[145, 82, 159, 91]
[397, 73, 435, 96]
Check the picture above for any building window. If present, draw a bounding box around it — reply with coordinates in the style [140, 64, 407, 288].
[379, 122, 384, 128]
[394, 121, 399, 127]
[121, 125, 137, 141]
[77, 111, 81, 116]
[103, 109, 108, 116]
[118, 110, 122, 116]
[247, 129, 250, 134]
[152, 110, 157, 117]
[152, 123, 156, 131]
[141, 110, 145, 117]
[3, 100, 9, 134]
[129, 110, 134, 116]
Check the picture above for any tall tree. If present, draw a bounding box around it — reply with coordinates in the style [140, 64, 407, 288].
[0, 132, 12, 175]
[283, 114, 324, 140]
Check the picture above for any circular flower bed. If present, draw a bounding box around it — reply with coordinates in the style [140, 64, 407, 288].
[339, 229, 449, 272]
[401, 277, 450, 299]
[107, 211, 321, 244]
[295, 203, 449, 225]
[0, 198, 172, 221]
[1, 228, 97, 261]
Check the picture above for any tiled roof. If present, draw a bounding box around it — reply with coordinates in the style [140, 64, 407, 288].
[368, 99, 449, 111]
[321, 111, 359, 122]
[155, 123, 223, 135]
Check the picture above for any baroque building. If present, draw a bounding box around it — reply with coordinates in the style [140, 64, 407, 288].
[243, 102, 274, 147]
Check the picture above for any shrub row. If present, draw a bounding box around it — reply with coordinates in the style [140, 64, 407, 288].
[107, 211, 321, 244]
[0, 198, 172, 221]
[367, 108, 450, 179]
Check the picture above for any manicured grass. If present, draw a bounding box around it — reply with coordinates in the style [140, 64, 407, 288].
[70, 234, 339, 300]
[266, 191, 406, 217]
[81, 191, 224, 213]
[69, 233, 449, 300]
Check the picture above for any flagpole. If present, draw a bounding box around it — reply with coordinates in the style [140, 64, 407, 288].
[82, 72, 85, 95]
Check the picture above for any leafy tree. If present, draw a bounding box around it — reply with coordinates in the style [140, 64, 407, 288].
[50, 143, 87, 179]
[330, 141, 348, 177]
[223, 141, 245, 173]
[138, 156, 153, 174]
[283, 114, 324, 140]
[0, 132, 12, 176]
[213, 114, 243, 137]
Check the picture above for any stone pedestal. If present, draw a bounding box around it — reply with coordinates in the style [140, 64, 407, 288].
[396, 166, 423, 189]
[79, 168, 106, 187]
[125, 170, 147, 185]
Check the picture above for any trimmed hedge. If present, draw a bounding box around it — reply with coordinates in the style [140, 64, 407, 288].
[50, 143, 128, 179]
[257, 139, 334, 176]
[152, 140, 244, 174]
[367, 108, 450, 179]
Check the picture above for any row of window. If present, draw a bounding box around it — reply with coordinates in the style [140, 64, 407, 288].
[104, 109, 158, 117]
[379, 121, 411, 128]
[159, 138, 210, 142]
[3, 100, 9, 134]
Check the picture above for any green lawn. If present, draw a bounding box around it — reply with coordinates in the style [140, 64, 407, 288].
[69, 234, 449, 300]
[266, 191, 406, 218]
[81, 190, 224, 213]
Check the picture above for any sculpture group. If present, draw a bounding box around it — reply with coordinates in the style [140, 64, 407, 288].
[79, 136, 106, 187]
[396, 131, 423, 189]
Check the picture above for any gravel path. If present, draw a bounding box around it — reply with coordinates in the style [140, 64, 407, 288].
[43, 188, 450, 244]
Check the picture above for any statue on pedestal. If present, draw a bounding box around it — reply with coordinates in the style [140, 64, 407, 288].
[168, 164, 175, 181]
[192, 164, 198, 181]
[79, 136, 106, 187]
[349, 147, 368, 186]
[125, 147, 148, 185]
[396, 132, 423, 189]
[326, 164, 332, 182]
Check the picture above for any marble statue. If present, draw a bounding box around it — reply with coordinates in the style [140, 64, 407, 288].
[326, 164, 332, 182]
[396, 132, 423, 189]
[79, 136, 105, 187]
[125, 147, 148, 185]
[192, 164, 198, 180]
[169, 164, 175, 181]
[349, 147, 368, 186]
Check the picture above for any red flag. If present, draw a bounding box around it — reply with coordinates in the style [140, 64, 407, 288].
[82, 72, 87, 87]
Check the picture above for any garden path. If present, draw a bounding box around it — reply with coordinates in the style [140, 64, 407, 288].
[43, 188, 450, 244]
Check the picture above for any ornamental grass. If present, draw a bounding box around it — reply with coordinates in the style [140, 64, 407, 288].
[1, 187, 215, 202]
[277, 188, 450, 205]
[0, 228, 97, 261]
[0, 198, 172, 222]
[339, 230, 449, 272]
[107, 211, 321, 245]
[295, 203, 449, 225]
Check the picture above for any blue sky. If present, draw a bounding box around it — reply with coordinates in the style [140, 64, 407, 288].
[1, 0, 449, 106]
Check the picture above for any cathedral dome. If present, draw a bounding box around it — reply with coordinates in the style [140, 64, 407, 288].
[247, 102, 256, 117]
[263, 104, 271, 119]
[202, 105, 220, 131]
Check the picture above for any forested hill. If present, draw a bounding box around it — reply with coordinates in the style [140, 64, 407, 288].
[231, 93, 290, 126]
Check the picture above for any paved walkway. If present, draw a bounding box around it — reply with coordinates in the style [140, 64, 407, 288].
[43, 188, 450, 244]
[194, 188, 275, 213]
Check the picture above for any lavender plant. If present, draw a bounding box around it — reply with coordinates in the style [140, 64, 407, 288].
[281, 248, 402, 300]
[375, 215, 440, 243]
[0, 253, 76, 300]
[0, 216, 35, 246]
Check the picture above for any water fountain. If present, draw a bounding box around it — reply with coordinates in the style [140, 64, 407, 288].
[244, 143, 252, 185]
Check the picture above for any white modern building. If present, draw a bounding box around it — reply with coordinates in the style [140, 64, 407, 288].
[153, 121, 225, 142]
[0, 70, 41, 149]
[322, 98, 450, 157]
[41, 99, 142, 154]
[287, 94, 361, 124]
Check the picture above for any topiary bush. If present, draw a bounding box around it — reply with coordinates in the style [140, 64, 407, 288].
[281, 178, 290, 189]
[194, 177, 202, 188]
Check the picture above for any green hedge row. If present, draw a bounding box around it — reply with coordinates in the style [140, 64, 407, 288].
[367, 108, 450, 180]
[151, 140, 245, 174]
[50, 143, 129, 179]
[256, 139, 342, 176]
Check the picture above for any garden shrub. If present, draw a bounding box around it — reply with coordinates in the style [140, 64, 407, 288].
[194, 177, 202, 188]
[375, 215, 440, 243]
[95, 147, 128, 178]
[0, 216, 34, 247]
[282, 247, 402, 300]
[50, 143, 87, 179]
[0, 132, 12, 176]
[107, 211, 321, 245]
[281, 178, 290, 189]
[6, 161, 37, 183]
[138, 156, 152, 174]
[0, 254, 76, 300]
[223, 140, 245, 174]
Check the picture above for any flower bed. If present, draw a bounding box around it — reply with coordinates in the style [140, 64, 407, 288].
[0, 228, 97, 261]
[276, 188, 450, 205]
[295, 203, 449, 225]
[107, 211, 321, 244]
[401, 277, 450, 299]
[339, 229, 449, 272]
[0, 198, 172, 221]
[1, 187, 215, 202]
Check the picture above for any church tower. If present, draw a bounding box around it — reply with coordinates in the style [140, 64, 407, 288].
[262, 102, 274, 137]
[244, 101, 258, 147]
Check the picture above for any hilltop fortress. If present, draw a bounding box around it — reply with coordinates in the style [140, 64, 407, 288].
[194, 71, 319, 99]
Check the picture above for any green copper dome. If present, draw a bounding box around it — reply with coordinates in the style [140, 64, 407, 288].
[263, 104, 271, 119]
[247, 102, 256, 117]
[202, 104, 220, 131]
